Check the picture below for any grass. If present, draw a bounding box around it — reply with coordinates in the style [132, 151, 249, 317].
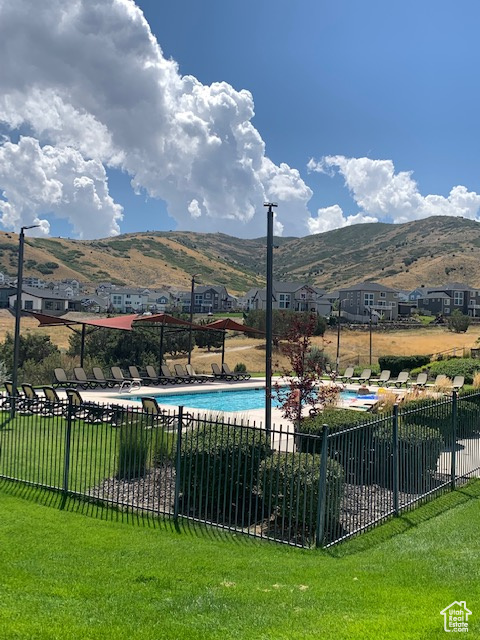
[0, 480, 479, 639]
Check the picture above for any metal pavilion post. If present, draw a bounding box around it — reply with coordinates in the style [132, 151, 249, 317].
[12, 225, 40, 410]
[264, 202, 277, 436]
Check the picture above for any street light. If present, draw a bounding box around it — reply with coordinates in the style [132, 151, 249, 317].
[364, 306, 373, 365]
[12, 225, 40, 407]
[187, 273, 201, 364]
[264, 202, 277, 436]
[335, 298, 348, 372]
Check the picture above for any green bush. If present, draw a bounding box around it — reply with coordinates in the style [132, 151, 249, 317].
[378, 355, 431, 377]
[373, 422, 444, 493]
[178, 422, 271, 518]
[410, 358, 479, 384]
[234, 362, 247, 372]
[296, 409, 379, 484]
[258, 452, 345, 543]
[402, 397, 480, 441]
[117, 418, 150, 480]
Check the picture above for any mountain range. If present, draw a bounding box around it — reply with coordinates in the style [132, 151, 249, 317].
[1, 215, 479, 294]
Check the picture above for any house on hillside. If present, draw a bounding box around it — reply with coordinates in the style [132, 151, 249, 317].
[178, 285, 230, 314]
[338, 282, 400, 321]
[244, 281, 332, 316]
[108, 288, 150, 313]
[9, 286, 70, 316]
[146, 289, 173, 313]
[417, 282, 480, 317]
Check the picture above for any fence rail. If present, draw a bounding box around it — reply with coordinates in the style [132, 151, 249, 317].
[1, 390, 479, 548]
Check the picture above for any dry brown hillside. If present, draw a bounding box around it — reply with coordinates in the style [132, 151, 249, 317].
[1, 215, 480, 292]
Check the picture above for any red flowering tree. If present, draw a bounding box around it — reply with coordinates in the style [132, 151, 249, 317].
[273, 314, 341, 425]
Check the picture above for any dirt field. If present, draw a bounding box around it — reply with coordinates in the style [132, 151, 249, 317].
[6, 310, 480, 374]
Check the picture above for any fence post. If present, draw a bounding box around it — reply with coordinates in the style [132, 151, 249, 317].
[174, 405, 183, 522]
[61, 396, 74, 508]
[392, 405, 399, 516]
[451, 391, 458, 490]
[315, 425, 329, 548]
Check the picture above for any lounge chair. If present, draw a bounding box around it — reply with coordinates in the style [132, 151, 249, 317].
[426, 374, 450, 389]
[127, 365, 157, 386]
[222, 362, 251, 381]
[186, 364, 216, 382]
[141, 396, 176, 429]
[174, 363, 208, 383]
[91, 367, 117, 388]
[386, 371, 410, 388]
[20, 383, 45, 414]
[162, 364, 188, 384]
[409, 372, 428, 389]
[351, 368, 372, 384]
[338, 367, 354, 384]
[370, 370, 391, 386]
[42, 386, 67, 416]
[144, 365, 170, 385]
[452, 375, 465, 391]
[53, 367, 81, 389]
[73, 367, 100, 389]
[3, 381, 28, 411]
[211, 362, 235, 381]
[65, 388, 113, 423]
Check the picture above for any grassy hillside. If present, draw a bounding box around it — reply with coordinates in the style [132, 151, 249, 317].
[1, 216, 479, 293]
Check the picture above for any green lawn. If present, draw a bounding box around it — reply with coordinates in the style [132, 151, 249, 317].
[0, 481, 479, 639]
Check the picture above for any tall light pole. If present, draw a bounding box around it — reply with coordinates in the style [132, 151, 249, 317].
[187, 273, 200, 364]
[335, 298, 347, 372]
[12, 225, 40, 403]
[264, 202, 277, 435]
[364, 306, 373, 365]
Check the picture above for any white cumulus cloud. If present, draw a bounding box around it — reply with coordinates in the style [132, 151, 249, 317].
[0, 0, 312, 237]
[0, 137, 122, 238]
[308, 155, 480, 228]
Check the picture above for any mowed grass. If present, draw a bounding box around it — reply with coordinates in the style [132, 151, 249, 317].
[0, 481, 479, 639]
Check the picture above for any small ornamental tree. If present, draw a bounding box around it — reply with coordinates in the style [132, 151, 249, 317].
[447, 309, 471, 333]
[273, 314, 341, 425]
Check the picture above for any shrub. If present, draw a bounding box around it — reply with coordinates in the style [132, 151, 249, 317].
[378, 355, 431, 377]
[373, 422, 444, 493]
[447, 309, 471, 333]
[410, 358, 480, 384]
[401, 397, 480, 441]
[258, 452, 345, 543]
[296, 409, 380, 484]
[116, 417, 150, 480]
[178, 422, 271, 519]
[234, 362, 247, 372]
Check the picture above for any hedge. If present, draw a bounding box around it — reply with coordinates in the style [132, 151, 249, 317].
[258, 452, 345, 543]
[378, 355, 431, 377]
[373, 422, 444, 493]
[117, 418, 150, 480]
[410, 357, 480, 384]
[401, 397, 480, 441]
[178, 422, 271, 520]
[296, 408, 386, 484]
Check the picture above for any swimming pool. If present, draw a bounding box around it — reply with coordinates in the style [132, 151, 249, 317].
[127, 387, 377, 413]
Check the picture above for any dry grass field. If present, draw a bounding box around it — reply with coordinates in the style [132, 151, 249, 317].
[5, 310, 480, 374]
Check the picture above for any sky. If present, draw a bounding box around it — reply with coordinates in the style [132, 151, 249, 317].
[0, 0, 480, 240]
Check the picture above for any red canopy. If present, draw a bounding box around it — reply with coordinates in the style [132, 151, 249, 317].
[203, 318, 263, 334]
[28, 311, 137, 331]
[133, 312, 208, 329]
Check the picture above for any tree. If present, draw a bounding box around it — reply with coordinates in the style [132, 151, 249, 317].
[0, 332, 60, 376]
[273, 314, 340, 426]
[447, 309, 471, 333]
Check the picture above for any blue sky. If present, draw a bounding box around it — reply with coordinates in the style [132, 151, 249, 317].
[0, 0, 480, 239]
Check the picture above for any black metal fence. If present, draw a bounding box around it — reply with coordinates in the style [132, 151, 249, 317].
[0, 390, 479, 548]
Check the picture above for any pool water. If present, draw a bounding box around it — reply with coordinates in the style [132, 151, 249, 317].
[128, 387, 377, 413]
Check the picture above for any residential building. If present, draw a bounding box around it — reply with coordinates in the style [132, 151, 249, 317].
[244, 281, 332, 316]
[9, 286, 70, 316]
[338, 282, 400, 321]
[417, 282, 479, 317]
[178, 285, 230, 314]
[108, 288, 150, 313]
